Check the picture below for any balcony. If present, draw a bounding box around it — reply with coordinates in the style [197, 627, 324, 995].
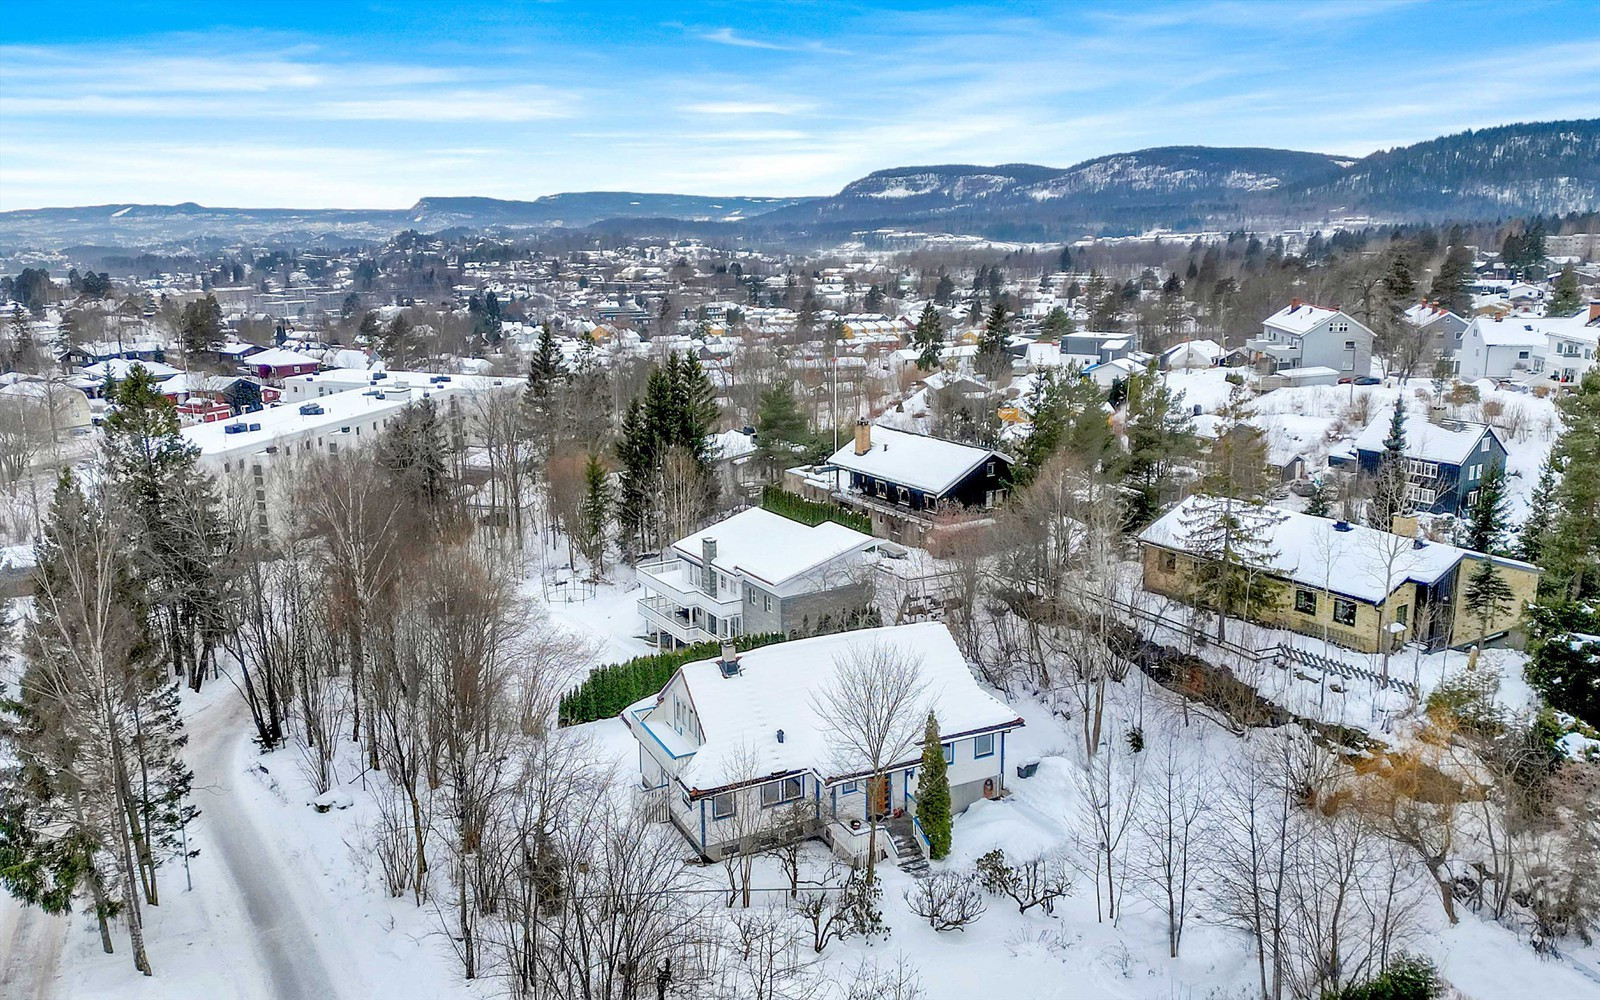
[1244, 337, 1301, 361]
[639, 595, 720, 646]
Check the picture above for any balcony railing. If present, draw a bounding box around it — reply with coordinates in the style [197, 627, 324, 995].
[639, 595, 719, 646]
[636, 558, 739, 614]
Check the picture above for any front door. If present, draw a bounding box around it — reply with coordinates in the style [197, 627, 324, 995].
[867, 775, 890, 820]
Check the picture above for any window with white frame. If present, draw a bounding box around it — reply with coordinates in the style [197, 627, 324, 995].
[1407, 484, 1438, 506]
[974, 733, 995, 758]
[1406, 458, 1439, 479]
[760, 776, 804, 808]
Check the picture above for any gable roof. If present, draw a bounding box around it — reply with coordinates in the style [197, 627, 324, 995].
[1138, 496, 1537, 604]
[1352, 408, 1500, 465]
[632, 622, 1022, 793]
[247, 347, 322, 368]
[669, 507, 874, 588]
[826, 424, 1008, 496]
[1263, 302, 1342, 336]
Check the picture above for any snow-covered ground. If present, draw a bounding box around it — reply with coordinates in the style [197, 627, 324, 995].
[8, 559, 1599, 1000]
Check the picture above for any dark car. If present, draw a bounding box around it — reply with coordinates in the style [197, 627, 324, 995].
[1354, 376, 1382, 386]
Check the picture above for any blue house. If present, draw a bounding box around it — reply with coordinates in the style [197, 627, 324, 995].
[1354, 409, 1506, 517]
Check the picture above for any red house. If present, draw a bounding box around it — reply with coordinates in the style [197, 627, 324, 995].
[244, 348, 322, 382]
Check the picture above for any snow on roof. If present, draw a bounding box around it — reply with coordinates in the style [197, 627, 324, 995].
[826, 424, 1003, 496]
[1139, 496, 1537, 604]
[1470, 318, 1550, 349]
[80, 358, 181, 380]
[182, 383, 455, 461]
[707, 429, 757, 462]
[642, 623, 1023, 792]
[1403, 304, 1460, 327]
[670, 507, 874, 587]
[247, 347, 322, 368]
[1161, 339, 1222, 363]
[1352, 407, 1498, 465]
[1263, 302, 1340, 336]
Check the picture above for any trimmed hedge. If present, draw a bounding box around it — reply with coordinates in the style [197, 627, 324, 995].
[558, 633, 786, 726]
[761, 484, 872, 535]
[1320, 955, 1443, 1000]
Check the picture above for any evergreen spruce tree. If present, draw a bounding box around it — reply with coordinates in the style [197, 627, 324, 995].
[101, 365, 227, 691]
[528, 321, 563, 388]
[1013, 365, 1113, 484]
[1115, 361, 1195, 527]
[1547, 264, 1582, 317]
[976, 302, 1012, 383]
[1463, 559, 1516, 642]
[1462, 463, 1510, 553]
[912, 303, 944, 371]
[1368, 398, 1410, 529]
[375, 396, 452, 525]
[916, 712, 952, 860]
[1304, 478, 1334, 518]
[754, 383, 808, 480]
[1542, 371, 1600, 599]
[1517, 456, 1560, 564]
[576, 454, 611, 578]
[1428, 245, 1474, 316]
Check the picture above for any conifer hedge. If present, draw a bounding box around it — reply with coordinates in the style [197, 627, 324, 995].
[558, 633, 786, 726]
[760, 484, 872, 535]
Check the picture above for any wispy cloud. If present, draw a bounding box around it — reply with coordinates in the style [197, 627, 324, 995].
[0, 2, 1594, 210]
[696, 26, 847, 55]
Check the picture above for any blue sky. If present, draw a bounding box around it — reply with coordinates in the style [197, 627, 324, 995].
[2, 0, 1597, 210]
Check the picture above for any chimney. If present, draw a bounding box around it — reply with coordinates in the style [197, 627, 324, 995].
[718, 643, 740, 678]
[1588, 299, 1600, 323]
[701, 538, 717, 594]
[1289, 298, 1302, 310]
[853, 418, 871, 456]
[1391, 514, 1419, 539]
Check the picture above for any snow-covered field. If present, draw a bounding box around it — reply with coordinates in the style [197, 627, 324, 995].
[7, 561, 1599, 1000]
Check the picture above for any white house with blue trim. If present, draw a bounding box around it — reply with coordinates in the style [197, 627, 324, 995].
[622, 623, 1024, 863]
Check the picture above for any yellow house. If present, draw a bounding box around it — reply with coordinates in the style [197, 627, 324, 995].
[1137, 496, 1542, 653]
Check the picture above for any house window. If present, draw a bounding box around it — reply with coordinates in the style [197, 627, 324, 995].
[974, 733, 995, 758]
[1395, 604, 1410, 626]
[1294, 589, 1317, 615]
[1466, 489, 1479, 507]
[840, 780, 860, 794]
[1344, 340, 1357, 350]
[986, 461, 996, 477]
[1480, 439, 1489, 452]
[762, 593, 772, 613]
[942, 743, 955, 765]
[898, 486, 909, 505]
[760, 776, 804, 808]
[1160, 551, 1177, 572]
[712, 793, 736, 820]
[1332, 598, 1357, 627]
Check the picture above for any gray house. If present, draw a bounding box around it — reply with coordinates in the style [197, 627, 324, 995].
[636, 507, 879, 647]
[1247, 301, 1375, 378]
[1403, 303, 1469, 361]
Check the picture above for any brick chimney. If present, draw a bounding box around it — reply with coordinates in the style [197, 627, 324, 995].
[853, 418, 871, 456]
[1588, 299, 1600, 323]
[1289, 298, 1302, 310]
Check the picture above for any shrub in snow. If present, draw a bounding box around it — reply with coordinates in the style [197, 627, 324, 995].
[793, 864, 886, 952]
[1319, 953, 1443, 1000]
[843, 954, 924, 1000]
[903, 871, 985, 931]
[975, 847, 1073, 916]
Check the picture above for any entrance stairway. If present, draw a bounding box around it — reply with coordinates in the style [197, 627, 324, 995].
[886, 819, 929, 877]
